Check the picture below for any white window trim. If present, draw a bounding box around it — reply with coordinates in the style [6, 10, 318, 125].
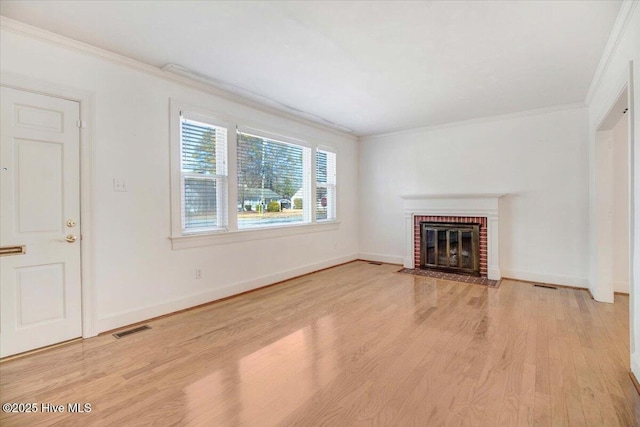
[170, 220, 340, 250]
[170, 99, 233, 238]
[170, 99, 340, 250]
[179, 113, 228, 233]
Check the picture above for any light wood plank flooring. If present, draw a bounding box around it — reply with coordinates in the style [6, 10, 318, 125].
[1, 261, 639, 426]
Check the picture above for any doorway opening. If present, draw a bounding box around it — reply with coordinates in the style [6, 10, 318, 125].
[595, 87, 631, 302]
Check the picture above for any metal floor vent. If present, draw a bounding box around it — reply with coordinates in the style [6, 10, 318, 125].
[368, 262, 383, 265]
[113, 325, 151, 339]
[534, 284, 557, 290]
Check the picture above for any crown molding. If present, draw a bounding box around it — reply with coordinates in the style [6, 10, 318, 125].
[0, 16, 356, 140]
[360, 102, 586, 141]
[584, 0, 638, 105]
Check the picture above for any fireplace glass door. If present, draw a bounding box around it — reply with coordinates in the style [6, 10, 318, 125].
[420, 222, 480, 275]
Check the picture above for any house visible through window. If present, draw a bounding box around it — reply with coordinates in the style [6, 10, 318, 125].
[237, 130, 311, 229]
[171, 100, 338, 244]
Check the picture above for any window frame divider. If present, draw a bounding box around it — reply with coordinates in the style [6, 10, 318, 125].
[227, 123, 239, 232]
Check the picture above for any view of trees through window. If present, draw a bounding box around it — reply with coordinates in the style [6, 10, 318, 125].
[237, 132, 308, 228]
[179, 113, 335, 234]
[181, 117, 227, 232]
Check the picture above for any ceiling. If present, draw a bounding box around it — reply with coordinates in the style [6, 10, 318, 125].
[0, 1, 622, 136]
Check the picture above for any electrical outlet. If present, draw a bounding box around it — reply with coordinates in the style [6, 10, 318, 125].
[195, 268, 202, 280]
[113, 178, 127, 192]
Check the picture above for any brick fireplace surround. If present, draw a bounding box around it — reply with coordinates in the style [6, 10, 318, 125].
[414, 216, 488, 277]
[401, 193, 505, 280]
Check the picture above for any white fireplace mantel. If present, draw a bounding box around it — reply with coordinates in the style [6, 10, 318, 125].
[401, 193, 506, 280]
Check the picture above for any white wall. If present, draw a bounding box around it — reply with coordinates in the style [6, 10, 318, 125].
[0, 27, 359, 335]
[587, 2, 639, 379]
[612, 114, 630, 293]
[359, 107, 590, 287]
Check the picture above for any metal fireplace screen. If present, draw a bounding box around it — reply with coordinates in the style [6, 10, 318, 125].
[420, 222, 480, 276]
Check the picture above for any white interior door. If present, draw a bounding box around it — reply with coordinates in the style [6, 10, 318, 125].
[0, 86, 82, 357]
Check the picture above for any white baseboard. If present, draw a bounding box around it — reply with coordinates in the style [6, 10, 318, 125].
[590, 283, 615, 303]
[613, 280, 630, 293]
[357, 252, 404, 265]
[94, 253, 358, 334]
[632, 352, 640, 380]
[500, 269, 589, 289]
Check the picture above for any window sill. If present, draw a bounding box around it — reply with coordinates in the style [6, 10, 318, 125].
[170, 221, 340, 250]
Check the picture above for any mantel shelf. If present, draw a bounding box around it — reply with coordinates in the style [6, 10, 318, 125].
[400, 193, 507, 200]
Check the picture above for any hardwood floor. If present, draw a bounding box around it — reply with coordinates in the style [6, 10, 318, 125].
[1, 261, 638, 426]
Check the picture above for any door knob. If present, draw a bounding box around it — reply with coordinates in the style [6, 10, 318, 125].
[64, 235, 77, 243]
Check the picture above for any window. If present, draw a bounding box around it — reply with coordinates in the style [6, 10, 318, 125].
[237, 130, 311, 229]
[316, 149, 336, 221]
[170, 100, 339, 248]
[179, 113, 227, 233]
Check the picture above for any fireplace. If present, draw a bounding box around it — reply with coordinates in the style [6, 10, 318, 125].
[401, 193, 504, 280]
[414, 216, 487, 276]
[420, 222, 480, 276]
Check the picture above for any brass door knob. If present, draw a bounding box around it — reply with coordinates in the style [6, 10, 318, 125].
[65, 235, 77, 243]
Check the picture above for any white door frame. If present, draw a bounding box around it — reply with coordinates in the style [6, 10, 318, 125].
[1, 72, 96, 338]
[592, 64, 635, 305]
[591, 62, 636, 377]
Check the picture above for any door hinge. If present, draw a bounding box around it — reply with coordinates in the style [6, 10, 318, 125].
[76, 120, 87, 128]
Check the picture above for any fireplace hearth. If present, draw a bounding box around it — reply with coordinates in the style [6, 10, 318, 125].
[420, 222, 480, 276]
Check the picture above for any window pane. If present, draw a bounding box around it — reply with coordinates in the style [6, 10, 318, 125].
[317, 151, 328, 184]
[237, 132, 308, 228]
[180, 116, 227, 233]
[182, 118, 222, 174]
[316, 149, 336, 221]
[184, 177, 217, 230]
[316, 186, 328, 220]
